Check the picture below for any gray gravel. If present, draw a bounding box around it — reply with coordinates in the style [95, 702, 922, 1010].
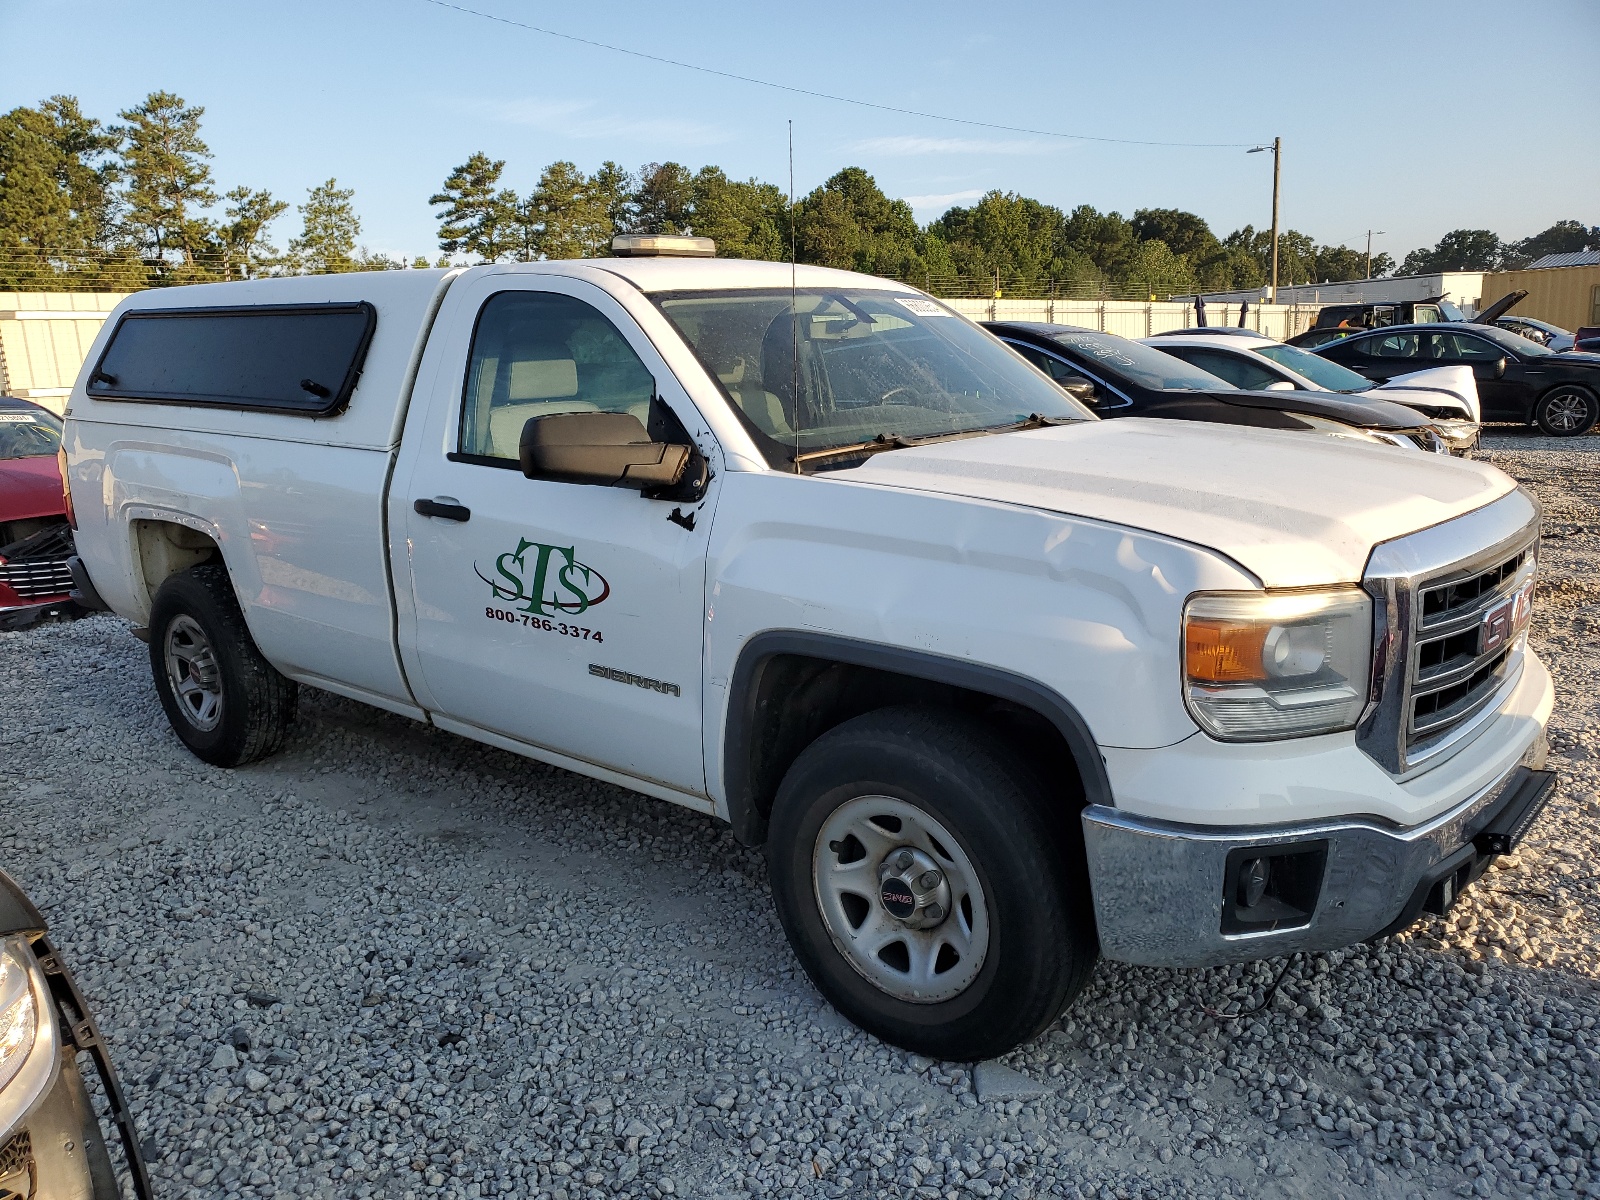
[3, 427, 1598, 1200]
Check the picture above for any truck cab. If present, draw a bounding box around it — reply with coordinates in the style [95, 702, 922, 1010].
[61, 247, 1556, 1059]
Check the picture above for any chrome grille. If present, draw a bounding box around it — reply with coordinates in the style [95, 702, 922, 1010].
[1358, 491, 1541, 777]
[1407, 547, 1533, 751]
[0, 557, 74, 599]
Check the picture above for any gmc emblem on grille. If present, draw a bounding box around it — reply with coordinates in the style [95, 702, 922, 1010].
[1479, 601, 1514, 655]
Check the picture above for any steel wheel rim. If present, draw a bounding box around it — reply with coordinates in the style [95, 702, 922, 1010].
[1543, 391, 1591, 433]
[812, 795, 990, 1004]
[164, 615, 223, 731]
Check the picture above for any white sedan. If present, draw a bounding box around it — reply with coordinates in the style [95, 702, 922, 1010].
[1143, 329, 1481, 454]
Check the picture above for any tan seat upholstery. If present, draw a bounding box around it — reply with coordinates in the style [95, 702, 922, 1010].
[485, 358, 590, 457]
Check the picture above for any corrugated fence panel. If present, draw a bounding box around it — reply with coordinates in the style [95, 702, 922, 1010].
[0, 292, 128, 411]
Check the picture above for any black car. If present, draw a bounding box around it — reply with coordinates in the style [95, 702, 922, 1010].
[1311, 323, 1600, 436]
[982, 322, 1446, 451]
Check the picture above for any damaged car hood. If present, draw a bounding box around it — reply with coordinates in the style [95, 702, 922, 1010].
[847, 418, 1516, 588]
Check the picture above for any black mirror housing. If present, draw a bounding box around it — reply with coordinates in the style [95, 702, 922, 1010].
[1495, 356, 1508, 379]
[1063, 379, 1099, 405]
[520, 411, 690, 490]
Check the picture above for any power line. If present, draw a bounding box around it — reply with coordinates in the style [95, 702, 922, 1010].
[419, 0, 1260, 150]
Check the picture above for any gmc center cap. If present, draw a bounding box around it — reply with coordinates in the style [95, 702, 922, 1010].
[880, 878, 917, 919]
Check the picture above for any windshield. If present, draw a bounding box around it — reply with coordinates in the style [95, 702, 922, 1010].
[1467, 324, 1554, 357]
[0, 407, 62, 460]
[1253, 344, 1374, 392]
[654, 290, 1092, 468]
[1041, 329, 1235, 391]
[1439, 300, 1466, 321]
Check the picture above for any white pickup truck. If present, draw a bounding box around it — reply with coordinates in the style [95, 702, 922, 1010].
[62, 244, 1556, 1060]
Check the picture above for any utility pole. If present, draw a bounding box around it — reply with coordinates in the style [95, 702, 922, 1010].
[1365, 229, 1386, 279]
[1248, 137, 1282, 302]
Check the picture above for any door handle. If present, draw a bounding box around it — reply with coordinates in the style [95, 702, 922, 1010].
[414, 497, 471, 522]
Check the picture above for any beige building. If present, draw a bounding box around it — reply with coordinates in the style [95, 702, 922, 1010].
[1478, 260, 1600, 334]
[0, 292, 130, 414]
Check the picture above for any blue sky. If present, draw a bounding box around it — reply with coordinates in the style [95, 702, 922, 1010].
[4, 0, 1597, 265]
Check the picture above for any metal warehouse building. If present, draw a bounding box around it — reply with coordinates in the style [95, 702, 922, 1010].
[1478, 252, 1600, 334]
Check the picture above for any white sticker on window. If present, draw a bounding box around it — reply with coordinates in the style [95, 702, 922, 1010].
[896, 297, 950, 317]
[0, 413, 38, 423]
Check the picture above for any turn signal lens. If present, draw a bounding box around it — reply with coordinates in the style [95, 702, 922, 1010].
[1182, 588, 1372, 741]
[57, 444, 77, 529]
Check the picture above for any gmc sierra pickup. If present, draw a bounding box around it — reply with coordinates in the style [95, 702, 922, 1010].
[61, 243, 1557, 1059]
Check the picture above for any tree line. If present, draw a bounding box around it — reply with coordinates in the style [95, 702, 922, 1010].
[3, 91, 1595, 298]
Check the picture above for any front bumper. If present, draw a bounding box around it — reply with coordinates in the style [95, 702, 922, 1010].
[1, 1047, 118, 1198]
[1082, 742, 1555, 967]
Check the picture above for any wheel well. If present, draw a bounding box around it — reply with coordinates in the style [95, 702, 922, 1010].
[724, 640, 1105, 847]
[131, 520, 220, 610]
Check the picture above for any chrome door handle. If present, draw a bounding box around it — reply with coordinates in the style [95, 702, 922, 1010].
[414, 497, 471, 522]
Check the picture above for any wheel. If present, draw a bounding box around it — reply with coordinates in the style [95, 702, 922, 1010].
[1533, 386, 1598, 436]
[766, 707, 1097, 1060]
[148, 563, 297, 766]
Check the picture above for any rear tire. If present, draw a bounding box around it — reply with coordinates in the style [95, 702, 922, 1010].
[766, 706, 1097, 1060]
[148, 563, 297, 766]
[1533, 386, 1598, 436]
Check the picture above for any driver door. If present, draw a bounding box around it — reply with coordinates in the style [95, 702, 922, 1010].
[392, 274, 719, 796]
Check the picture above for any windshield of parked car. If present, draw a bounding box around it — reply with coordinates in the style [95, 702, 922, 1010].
[1252, 344, 1374, 393]
[654, 290, 1092, 468]
[1465, 324, 1555, 357]
[1041, 329, 1235, 391]
[1439, 300, 1466, 321]
[0, 406, 62, 459]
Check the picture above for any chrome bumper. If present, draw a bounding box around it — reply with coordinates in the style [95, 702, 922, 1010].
[1081, 738, 1552, 968]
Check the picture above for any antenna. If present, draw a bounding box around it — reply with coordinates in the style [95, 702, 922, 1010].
[789, 119, 800, 472]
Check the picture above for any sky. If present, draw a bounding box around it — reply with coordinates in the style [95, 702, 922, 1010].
[3, 0, 1598, 265]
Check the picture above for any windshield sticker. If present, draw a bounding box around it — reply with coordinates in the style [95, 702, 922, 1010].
[476, 538, 609, 643]
[0, 413, 38, 423]
[896, 297, 950, 317]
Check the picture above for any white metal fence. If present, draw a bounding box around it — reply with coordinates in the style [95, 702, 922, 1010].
[939, 297, 1321, 341]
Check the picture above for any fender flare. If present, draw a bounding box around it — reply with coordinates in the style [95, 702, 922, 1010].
[722, 630, 1112, 845]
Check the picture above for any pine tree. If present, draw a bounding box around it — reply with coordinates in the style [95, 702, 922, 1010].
[118, 91, 217, 274]
[528, 162, 611, 260]
[289, 178, 360, 274]
[220, 186, 287, 278]
[429, 152, 517, 262]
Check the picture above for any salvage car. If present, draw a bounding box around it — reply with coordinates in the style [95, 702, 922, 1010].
[1, 868, 150, 1198]
[1314, 323, 1600, 436]
[0, 396, 80, 630]
[1489, 315, 1575, 352]
[63, 250, 1557, 1059]
[983, 322, 1451, 452]
[1141, 329, 1480, 452]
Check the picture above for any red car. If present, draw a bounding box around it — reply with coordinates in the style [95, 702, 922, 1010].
[0, 395, 79, 629]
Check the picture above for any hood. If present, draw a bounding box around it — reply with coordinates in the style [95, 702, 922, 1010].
[0, 454, 66, 525]
[1372, 364, 1480, 421]
[1204, 388, 1426, 430]
[1473, 290, 1528, 324]
[847, 418, 1516, 588]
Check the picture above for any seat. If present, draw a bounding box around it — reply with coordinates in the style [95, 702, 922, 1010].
[485, 358, 590, 457]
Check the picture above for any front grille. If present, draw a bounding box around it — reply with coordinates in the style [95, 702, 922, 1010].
[1406, 545, 1534, 753]
[0, 522, 75, 601]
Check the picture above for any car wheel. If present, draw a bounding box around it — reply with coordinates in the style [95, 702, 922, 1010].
[766, 706, 1097, 1060]
[1533, 386, 1599, 436]
[148, 563, 298, 766]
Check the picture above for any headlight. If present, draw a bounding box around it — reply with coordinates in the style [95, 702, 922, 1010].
[1183, 588, 1372, 740]
[0, 935, 57, 1137]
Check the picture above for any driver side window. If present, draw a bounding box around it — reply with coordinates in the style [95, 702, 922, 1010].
[1367, 333, 1421, 359]
[1172, 348, 1281, 390]
[460, 291, 654, 462]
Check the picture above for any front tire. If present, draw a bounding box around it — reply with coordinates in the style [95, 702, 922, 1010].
[1533, 386, 1598, 436]
[148, 563, 297, 766]
[766, 707, 1097, 1060]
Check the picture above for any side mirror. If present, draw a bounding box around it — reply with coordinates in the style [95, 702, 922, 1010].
[520, 411, 689, 490]
[1263, 380, 1296, 392]
[1061, 379, 1099, 405]
[1494, 356, 1507, 379]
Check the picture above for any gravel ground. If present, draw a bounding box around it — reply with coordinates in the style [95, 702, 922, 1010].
[3, 428, 1598, 1200]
